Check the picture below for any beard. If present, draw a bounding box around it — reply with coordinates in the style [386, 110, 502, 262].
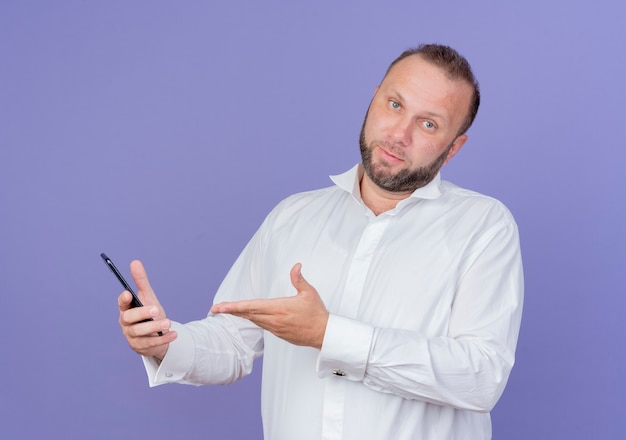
[359, 118, 451, 193]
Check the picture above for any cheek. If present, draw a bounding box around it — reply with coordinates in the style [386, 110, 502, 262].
[406, 140, 441, 166]
[363, 109, 389, 141]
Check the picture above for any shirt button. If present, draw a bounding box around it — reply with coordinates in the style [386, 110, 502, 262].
[332, 369, 346, 377]
[165, 372, 173, 378]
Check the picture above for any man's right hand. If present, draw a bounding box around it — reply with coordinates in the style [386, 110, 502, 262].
[118, 260, 177, 361]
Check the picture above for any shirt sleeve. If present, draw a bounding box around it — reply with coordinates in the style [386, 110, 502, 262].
[317, 315, 375, 380]
[317, 219, 524, 412]
[143, 314, 263, 387]
[142, 223, 268, 387]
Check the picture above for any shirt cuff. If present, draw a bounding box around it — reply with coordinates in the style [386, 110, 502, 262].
[142, 321, 194, 387]
[316, 314, 375, 381]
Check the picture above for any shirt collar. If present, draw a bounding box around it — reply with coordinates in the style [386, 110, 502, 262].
[330, 163, 443, 203]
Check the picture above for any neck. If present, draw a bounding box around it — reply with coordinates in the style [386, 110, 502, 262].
[359, 172, 412, 216]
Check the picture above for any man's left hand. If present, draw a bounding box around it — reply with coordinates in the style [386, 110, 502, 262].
[210, 263, 329, 349]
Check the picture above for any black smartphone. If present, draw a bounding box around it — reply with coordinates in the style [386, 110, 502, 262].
[100, 252, 162, 335]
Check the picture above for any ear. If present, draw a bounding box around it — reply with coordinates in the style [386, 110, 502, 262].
[443, 134, 468, 165]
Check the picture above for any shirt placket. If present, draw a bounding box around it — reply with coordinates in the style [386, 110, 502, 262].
[321, 214, 391, 440]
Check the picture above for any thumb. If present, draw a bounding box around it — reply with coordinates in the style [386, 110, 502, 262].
[129, 260, 157, 303]
[290, 262, 310, 293]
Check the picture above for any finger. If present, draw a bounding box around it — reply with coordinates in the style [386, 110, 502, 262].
[118, 290, 133, 311]
[126, 317, 172, 338]
[211, 298, 280, 316]
[125, 328, 177, 358]
[120, 304, 159, 327]
[211, 299, 255, 315]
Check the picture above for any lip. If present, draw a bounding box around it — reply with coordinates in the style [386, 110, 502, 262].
[377, 145, 404, 163]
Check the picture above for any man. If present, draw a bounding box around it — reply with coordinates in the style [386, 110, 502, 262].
[118, 44, 524, 439]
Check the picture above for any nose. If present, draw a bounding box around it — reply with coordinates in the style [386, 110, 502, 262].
[389, 115, 412, 147]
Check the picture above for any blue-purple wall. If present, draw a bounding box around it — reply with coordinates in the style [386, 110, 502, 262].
[1, 1, 624, 438]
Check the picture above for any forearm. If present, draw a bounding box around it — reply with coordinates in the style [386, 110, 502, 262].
[144, 315, 263, 387]
[365, 327, 514, 411]
[317, 315, 516, 412]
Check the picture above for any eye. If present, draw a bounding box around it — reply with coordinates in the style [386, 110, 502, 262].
[389, 100, 401, 110]
[422, 120, 436, 130]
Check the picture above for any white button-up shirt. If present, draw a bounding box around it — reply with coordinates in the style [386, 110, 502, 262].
[144, 164, 524, 440]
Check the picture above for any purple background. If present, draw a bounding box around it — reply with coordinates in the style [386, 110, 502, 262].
[1, 1, 624, 439]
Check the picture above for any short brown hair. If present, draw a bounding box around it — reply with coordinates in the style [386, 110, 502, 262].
[385, 44, 480, 135]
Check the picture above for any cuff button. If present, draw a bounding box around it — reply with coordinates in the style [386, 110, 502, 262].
[332, 369, 346, 377]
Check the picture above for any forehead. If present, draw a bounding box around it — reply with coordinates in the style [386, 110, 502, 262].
[380, 55, 472, 121]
